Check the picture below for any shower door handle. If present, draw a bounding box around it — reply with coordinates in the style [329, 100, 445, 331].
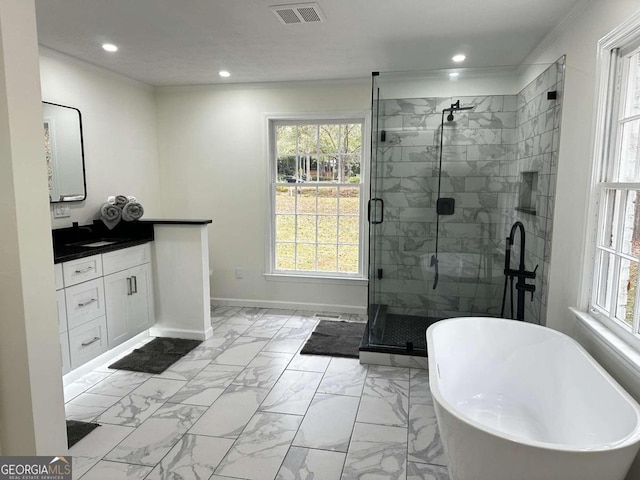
[368, 198, 384, 224]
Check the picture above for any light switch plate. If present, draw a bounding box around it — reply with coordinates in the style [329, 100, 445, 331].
[53, 204, 70, 218]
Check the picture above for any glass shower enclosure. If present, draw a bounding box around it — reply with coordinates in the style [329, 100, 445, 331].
[365, 59, 566, 355]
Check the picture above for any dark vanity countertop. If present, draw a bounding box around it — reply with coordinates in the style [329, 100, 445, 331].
[138, 219, 213, 225]
[53, 238, 152, 264]
[53, 221, 155, 264]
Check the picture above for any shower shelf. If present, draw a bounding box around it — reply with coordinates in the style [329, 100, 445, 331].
[515, 207, 537, 215]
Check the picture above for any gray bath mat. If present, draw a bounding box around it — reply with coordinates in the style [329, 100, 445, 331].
[300, 320, 365, 358]
[66, 420, 100, 448]
[109, 337, 201, 374]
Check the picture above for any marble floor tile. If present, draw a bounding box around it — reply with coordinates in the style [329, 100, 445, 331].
[263, 336, 305, 354]
[283, 316, 319, 329]
[104, 403, 207, 466]
[231, 352, 292, 389]
[64, 371, 114, 402]
[188, 385, 270, 438]
[86, 370, 153, 397]
[214, 412, 303, 480]
[292, 393, 359, 452]
[212, 337, 269, 366]
[212, 321, 252, 337]
[236, 307, 269, 321]
[317, 357, 368, 397]
[349, 313, 368, 323]
[145, 434, 234, 480]
[366, 364, 412, 382]
[259, 370, 323, 415]
[286, 352, 331, 373]
[341, 423, 407, 480]
[410, 368, 432, 405]
[243, 317, 288, 338]
[130, 377, 187, 400]
[276, 446, 346, 480]
[65, 392, 121, 422]
[152, 357, 211, 381]
[81, 460, 152, 480]
[71, 456, 100, 480]
[356, 376, 409, 427]
[168, 364, 243, 406]
[210, 306, 242, 320]
[407, 462, 450, 480]
[96, 394, 167, 427]
[69, 423, 135, 458]
[263, 309, 295, 317]
[276, 324, 316, 339]
[408, 402, 447, 466]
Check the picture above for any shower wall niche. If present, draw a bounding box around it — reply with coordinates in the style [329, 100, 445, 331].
[369, 57, 565, 327]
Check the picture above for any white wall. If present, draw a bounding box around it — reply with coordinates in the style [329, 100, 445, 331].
[526, 2, 640, 477]
[39, 50, 162, 228]
[0, 0, 66, 454]
[155, 81, 370, 311]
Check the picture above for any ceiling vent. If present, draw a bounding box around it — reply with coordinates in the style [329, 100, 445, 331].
[270, 3, 325, 25]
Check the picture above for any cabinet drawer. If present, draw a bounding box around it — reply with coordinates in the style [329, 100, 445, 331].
[60, 332, 71, 375]
[62, 255, 103, 287]
[54, 263, 64, 290]
[65, 277, 106, 330]
[102, 244, 150, 275]
[69, 316, 108, 369]
[56, 289, 68, 334]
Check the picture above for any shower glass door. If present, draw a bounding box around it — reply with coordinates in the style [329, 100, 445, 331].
[366, 61, 566, 352]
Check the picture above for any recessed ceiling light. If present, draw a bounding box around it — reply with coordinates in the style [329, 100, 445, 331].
[102, 43, 118, 52]
[449, 72, 460, 78]
[219, 70, 231, 78]
[452, 54, 466, 63]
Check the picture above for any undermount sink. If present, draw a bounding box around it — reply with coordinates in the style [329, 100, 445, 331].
[65, 238, 124, 248]
[78, 240, 118, 247]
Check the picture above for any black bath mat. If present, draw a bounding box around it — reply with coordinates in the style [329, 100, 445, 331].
[108, 337, 202, 374]
[300, 320, 365, 358]
[66, 420, 100, 448]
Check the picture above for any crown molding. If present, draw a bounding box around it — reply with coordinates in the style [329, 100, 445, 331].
[39, 46, 154, 91]
[523, 0, 594, 65]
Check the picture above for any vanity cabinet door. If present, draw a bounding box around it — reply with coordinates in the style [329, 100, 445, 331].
[104, 263, 151, 348]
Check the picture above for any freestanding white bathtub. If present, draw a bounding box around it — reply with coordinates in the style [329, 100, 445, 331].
[426, 317, 640, 480]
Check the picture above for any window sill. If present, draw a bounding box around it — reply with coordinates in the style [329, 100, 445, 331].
[570, 307, 640, 377]
[263, 273, 368, 286]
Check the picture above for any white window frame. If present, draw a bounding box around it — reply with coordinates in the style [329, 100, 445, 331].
[582, 12, 640, 353]
[264, 111, 371, 283]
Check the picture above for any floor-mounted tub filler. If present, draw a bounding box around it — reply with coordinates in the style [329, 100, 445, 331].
[427, 317, 640, 480]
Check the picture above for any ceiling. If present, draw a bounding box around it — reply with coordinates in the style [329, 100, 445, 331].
[34, 0, 586, 87]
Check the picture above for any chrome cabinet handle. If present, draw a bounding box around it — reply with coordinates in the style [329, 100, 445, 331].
[78, 298, 97, 307]
[75, 266, 94, 274]
[81, 336, 100, 347]
[132, 275, 138, 294]
[127, 277, 132, 296]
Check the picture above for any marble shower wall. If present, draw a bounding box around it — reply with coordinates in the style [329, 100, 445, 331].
[504, 57, 565, 325]
[371, 58, 565, 323]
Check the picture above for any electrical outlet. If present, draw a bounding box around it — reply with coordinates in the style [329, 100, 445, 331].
[235, 267, 244, 279]
[53, 204, 70, 218]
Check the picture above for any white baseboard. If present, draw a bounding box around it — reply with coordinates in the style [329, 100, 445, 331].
[63, 330, 151, 386]
[210, 297, 367, 315]
[149, 325, 214, 341]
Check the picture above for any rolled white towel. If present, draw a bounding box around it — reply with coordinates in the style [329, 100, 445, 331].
[107, 195, 116, 205]
[100, 202, 122, 230]
[114, 195, 129, 208]
[122, 202, 144, 222]
[127, 195, 137, 203]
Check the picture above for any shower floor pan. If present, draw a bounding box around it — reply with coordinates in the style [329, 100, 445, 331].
[360, 305, 441, 356]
